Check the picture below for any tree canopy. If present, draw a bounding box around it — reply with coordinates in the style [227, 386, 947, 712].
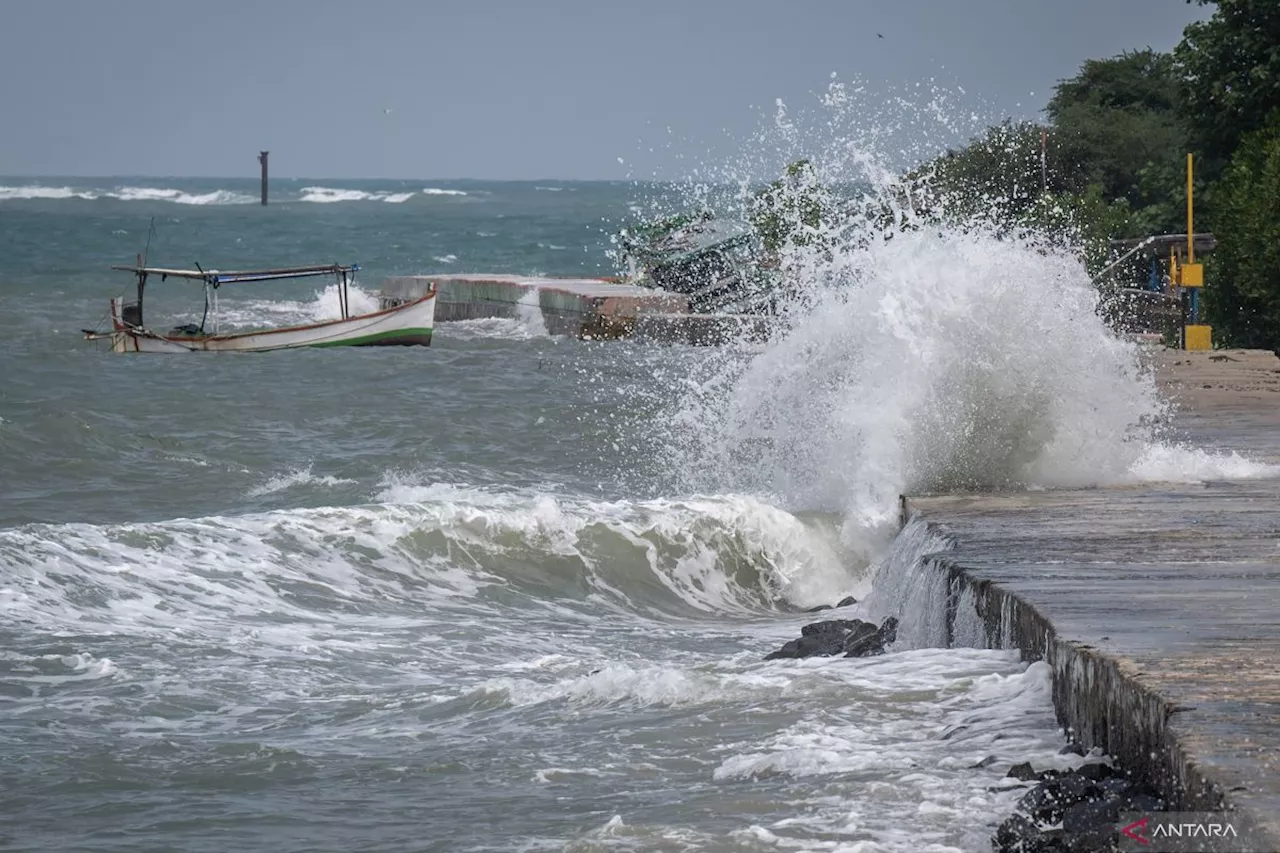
[1174, 0, 1280, 180]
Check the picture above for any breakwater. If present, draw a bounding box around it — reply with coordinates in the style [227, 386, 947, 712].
[891, 474, 1280, 846]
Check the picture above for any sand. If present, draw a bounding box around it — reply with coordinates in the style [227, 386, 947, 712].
[1150, 347, 1280, 411]
[1145, 347, 1280, 462]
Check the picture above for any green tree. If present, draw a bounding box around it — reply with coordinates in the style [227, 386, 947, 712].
[1174, 0, 1280, 181]
[1203, 114, 1280, 349]
[748, 159, 839, 257]
[1047, 49, 1187, 232]
[909, 120, 1066, 224]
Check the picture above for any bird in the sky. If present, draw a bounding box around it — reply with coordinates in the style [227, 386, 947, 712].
[383, 108, 393, 115]
[877, 33, 884, 38]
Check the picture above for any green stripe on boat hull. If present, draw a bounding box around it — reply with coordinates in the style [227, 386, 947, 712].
[310, 328, 434, 348]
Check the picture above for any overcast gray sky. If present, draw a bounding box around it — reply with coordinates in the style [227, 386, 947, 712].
[0, 0, 1209, 180]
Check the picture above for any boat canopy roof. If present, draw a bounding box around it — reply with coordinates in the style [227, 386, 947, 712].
[110, 263, 358, 285]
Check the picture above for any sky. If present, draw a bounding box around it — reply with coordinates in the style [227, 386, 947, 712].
[0, 0, 1211, 181]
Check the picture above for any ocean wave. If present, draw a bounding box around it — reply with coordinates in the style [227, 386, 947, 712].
[0, 184, 257, 204]
[422, 187, 467, 196]
[247, 467, 358, 498]
[0, 485, 858, 646]
[177, 283, 380, 330]
[0, 185, 98, 201]
[109, 187, 258, 205]
[299, 186, 414, 203]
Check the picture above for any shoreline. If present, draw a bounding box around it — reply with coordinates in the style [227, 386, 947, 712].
[903, 348, 1280, 849]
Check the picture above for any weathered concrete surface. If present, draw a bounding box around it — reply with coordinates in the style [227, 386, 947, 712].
[902, 348, 1280, 844]
[381, 274, 777, 344]
[1151, 348, 1280, 463]
[382, 274, 687, 337]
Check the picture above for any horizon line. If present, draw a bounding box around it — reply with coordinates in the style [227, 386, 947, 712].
[0, 173, 711, 184]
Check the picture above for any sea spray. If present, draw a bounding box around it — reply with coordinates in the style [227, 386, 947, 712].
[633, 75, 1272, 562]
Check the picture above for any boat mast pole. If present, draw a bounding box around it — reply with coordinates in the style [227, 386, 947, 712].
[135, 252, 147, 326]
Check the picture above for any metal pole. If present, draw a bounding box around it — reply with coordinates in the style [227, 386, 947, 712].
[259, 151, 269, 206]
[1040, 129, 1048, 194]
[1187, 153, 1194, 264]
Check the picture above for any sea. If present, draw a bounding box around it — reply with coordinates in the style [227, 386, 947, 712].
[0, 174, 1272, 853]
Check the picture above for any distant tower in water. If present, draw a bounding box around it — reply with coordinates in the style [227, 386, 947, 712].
[258, 151, 269, 206]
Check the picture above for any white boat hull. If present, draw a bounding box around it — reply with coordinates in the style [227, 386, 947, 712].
[97, 292, 436, 353]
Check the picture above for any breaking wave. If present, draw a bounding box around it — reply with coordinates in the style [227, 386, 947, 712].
[188, 283, 381, 330]
[0, 485, 856, 644]
[0, 183, 469, 204]
[110, 187, 258, 205]
[0, 185, 98, 201]
[0, 184, 257, 204]
[647, 75, 1277, 554]
[299, 186, 417, 203]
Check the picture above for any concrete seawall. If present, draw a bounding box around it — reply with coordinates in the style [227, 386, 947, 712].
[381, 274, 774, 344]
[899, 349, 1280, 845]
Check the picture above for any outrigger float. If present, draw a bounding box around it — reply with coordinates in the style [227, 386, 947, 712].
[84, 262, 435, 353]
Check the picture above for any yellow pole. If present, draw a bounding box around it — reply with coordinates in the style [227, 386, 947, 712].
[1187, 153, 1194, 264]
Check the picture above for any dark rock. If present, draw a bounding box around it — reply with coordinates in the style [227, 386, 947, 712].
[1075, 761, 1115, 782]
[765, 617, 897, 660]
[836, 595, 858, 608]
[1007, 762, 1039, 782]
[1016, 773, 1100, 825]
[801, 618, 870, 638]
[1058, 742, 1087, 756]
[997, 757, 1167, 853]
[1097, 776, 1133, 797]
[804, 604, 832, 613]
[1063, 798, 1121, 834]
[844, 617, 898, 657]
[993, 813, 1067, 853]
[1118, 791, 1165, 813]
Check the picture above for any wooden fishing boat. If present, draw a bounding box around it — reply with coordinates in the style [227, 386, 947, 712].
[83, 262, 435, 353]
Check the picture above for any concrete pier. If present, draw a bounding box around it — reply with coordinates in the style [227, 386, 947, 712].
[899, 348, 1280, 844]
[380, 274, 773, 344]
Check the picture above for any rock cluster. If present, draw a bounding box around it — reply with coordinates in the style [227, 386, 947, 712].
[764, 616, 899, 660]
[993, 759, 1166, 852]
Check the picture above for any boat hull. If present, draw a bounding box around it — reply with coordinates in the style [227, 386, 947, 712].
[100, 292, 436, 354]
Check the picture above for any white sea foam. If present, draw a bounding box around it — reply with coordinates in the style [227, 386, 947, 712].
[247, 467, 357, 498]
[422, 187, 467, 196]
[299, 186, 375, 203]
[298, 186, 419, 203]
[0, 185, 98, 201]
[514, 287, 549, 337]
[109, 186, 257, 205]
[200, 283, 380, 329]
[1128, 442, 1280, 482]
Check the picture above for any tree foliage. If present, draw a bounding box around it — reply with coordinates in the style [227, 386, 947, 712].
[911, 120, 1063, 223]
[1174, 0, 1280, 181]
[1046, 49, 1188, 232]
[748, 159, 839, 257]
[1203, 114, 1280, 348]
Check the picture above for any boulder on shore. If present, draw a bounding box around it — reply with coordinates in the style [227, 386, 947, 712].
[764, 617, 899, 660]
